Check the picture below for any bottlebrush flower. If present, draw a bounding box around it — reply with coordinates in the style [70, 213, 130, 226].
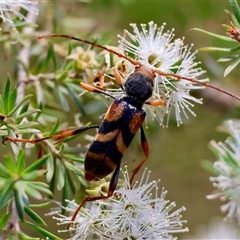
[0, 0, 38, 25]
[117, 21, 207, 126]
[51, 167, 188, 240]
[186, 217, 240, 239]
[207, 120, 240, 224]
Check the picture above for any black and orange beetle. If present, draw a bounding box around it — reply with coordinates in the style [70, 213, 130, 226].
[4, 34, 240, 228]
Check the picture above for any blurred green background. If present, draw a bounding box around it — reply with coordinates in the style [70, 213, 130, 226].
[1, 0, 239, 238]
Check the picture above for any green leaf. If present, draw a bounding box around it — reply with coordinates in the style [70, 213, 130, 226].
[14, 188, 29, 220]
[39, 43, 58, 73]
[25, 207, 47, 225]
[224, 55, 240, 77]
[67, 169, 76, 194]
[75, 184, 87, 203]
[41, 44, 53, 72]
[192, 28, 237, 42]
[16, 150, 25, 175]
[63, 154, 84, 163]
[55, 84, 69, 111]
[18, 101, 30, 116]
[64, 160, 84, 177]
[50, 43, 58, 72]
[110, 51, 114, 67]
[57, 162, 65, 190]
[30, 181, 52, 196]
[23, 154, 49, 174]
[22, 169, 47, 181]
[15, 109, 41, 121]
[62, 173, 70, 210]
[67, 42, 73, 54]
[0, 213, 10, 229]
[199, 47, 232, 52]
[0, 182, 12, 210]
[0, 95, 4, 113]
[8, 94, 33, 117]
[0, 129, 8, 136]
[224, 10, 240, 28]
[49, 118, 60, 136]
[218, 57, 233, 62]
[46, 154, 54, 182]
[3, 76, 11, 114]
[230, 0, 240, 25]
[66, 84, 86, 115]
[33, 102, 43, 121]
[0, 161, 12, 177]
[23, 220, 62, 239]
[16, 121, 39, 129]
[58, 71, 68, 82]
[18, 231, 40, 240]
[4, 154, 15, 172]
[35, 58, 46, 73]
[8, 87, 17, 112]
[225, 150, 239, 167]
[229, 45, 240, 53]
[200, 160, 216, 174]
[29, 200, 51, 208]
[34, 80, 45, 105]
[49, 159, 56, 196]
[169, 59, 183, 74]
[62, 43, 73, 70]
[17, 128, 41, 134]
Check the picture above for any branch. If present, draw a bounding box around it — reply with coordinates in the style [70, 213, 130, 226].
[0, 201, 19, 240]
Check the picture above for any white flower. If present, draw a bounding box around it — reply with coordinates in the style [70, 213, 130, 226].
[51, 167, 188, 240]
[186, 217, 240, 239]
[207, 120, 240, 223]
[0, 0, 38, 25]
[117, 21, 207, 126]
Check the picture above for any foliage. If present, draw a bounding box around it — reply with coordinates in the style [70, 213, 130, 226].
[0, 0, 240, 239]
[193, 0, 240, 77]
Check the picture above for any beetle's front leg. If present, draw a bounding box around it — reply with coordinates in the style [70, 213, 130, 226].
[129, 126, 149, 185]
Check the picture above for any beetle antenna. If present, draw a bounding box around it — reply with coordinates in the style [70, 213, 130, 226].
[39, 34, 240, 102]
[38, 34, 142, 66]
[154, 69, 240, 101]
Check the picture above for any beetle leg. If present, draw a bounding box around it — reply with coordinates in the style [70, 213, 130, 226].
[80, 82, 116, 100]
[145, 99, 166, 106]
[67, 161, 121, 229]
[2, 125, 99, 145]
[113, 68, 125, 92]
[129, 126, 149, 185]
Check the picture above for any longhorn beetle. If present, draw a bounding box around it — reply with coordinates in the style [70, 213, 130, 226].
[4, 34, 240, 229]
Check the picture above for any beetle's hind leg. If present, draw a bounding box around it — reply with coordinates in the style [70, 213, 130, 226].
[129, 126, 149, 185]
[67, 160, 121, 229]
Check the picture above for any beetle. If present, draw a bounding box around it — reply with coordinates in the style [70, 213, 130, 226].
[65, 64, 166, 227]
[4, 34, 240, 228]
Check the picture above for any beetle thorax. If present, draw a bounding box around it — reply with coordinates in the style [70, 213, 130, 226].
[125, 67, 154, 104]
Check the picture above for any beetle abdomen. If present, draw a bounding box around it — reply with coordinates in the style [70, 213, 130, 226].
[84, 98, 146, 180]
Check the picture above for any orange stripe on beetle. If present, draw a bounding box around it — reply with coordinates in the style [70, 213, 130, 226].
[104, 101, 124, 122]
[116, 130, 127, 155]
[87, 151, 105, 161]
[95, 129, 119, 142]
[129, 112, 145, 134]
[85, 151, 116, 179]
